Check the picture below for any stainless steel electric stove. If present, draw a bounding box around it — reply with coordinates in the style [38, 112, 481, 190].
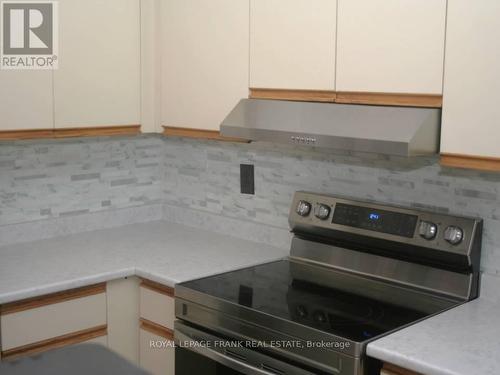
[174, 191, 482, 375]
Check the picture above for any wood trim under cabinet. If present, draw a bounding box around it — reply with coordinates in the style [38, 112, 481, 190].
[381, 363, 423, 375]
[0, 325, 107, 361]
[0, 129, 55, 140]
[0, 283, 106, 316]
[140, 318, 174, 341]
[139, 278, 175, 298]
[336, 91, 443, 108]
[53, 125, 141, 138]
[0, 125, 141, 140]
[249, 88, 337, 103]
[163, 126, 250, 143]
[441, 153, 500, 172]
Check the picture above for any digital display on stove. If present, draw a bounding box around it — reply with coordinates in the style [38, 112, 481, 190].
[332, 203, 418, 238]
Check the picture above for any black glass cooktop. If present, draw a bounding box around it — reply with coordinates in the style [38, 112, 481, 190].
[180, 260, 456, 342]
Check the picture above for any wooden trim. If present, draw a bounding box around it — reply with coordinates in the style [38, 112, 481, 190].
[382, 363, 422, 375]
[140, 278, 175, 298]
[1, 325, 107, 361]
[249, 88, 441, 107]
[0, 125, 141, 140]
[163, 126, 250, 143]
[441, 153, 500, 172]
[336, 91, 442, 108]
[53, 125, 141, 138]
[0, 129, 55, 140]
[140, 318, 174, 341]
[0, 283, 106, 316]
[249, 88, 336, 103]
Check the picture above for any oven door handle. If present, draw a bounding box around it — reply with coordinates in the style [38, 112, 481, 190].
[175, 330, 277, 375]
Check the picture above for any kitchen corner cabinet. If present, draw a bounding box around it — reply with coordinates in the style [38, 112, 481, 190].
[161, 0, 249, 131]
[0, 71, 53, 131]
[440, 0, 500, 169]
[336, 0, 447, 95]
[249, 0, 337, 92]
[106, 277, 140, 364]
[53, 0, 141, 128]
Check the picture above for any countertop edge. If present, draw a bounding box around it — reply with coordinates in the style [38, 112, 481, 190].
[0, 268, 136, 305]
[0, 255, 289, 305]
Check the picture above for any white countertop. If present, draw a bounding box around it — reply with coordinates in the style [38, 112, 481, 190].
[2, 220, 500, 375]
[367, 293, 500, 375]
[0, 221, 288, 304]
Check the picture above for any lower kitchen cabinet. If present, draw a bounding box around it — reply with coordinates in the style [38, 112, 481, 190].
[380, 363, 422, 375]
[139, 278, 176, 375]
[106, 277, 140, 364]
[0, 283, 107, 361]
[0, 277, 176, 373]
[139, 328, 175, 375]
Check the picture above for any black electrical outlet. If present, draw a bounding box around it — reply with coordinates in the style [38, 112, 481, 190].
[240, 164, 255, 195]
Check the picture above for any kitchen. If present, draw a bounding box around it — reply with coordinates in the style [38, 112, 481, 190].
[0, 1, 499, 375]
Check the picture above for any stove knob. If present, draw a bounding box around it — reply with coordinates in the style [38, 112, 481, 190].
[296, 305, 308, 318]
[296, 200, 311, 217]
[444, 226, 464, 245]
[314, 204, 331, 220]
[418, 221, 438, 240]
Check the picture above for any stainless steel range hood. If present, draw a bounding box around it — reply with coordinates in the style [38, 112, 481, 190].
[220, 99, 441, 156]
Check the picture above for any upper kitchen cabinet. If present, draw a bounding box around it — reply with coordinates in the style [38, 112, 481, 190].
[249, 0, 337, 96]
[0, 71, 53, 132]
[336, 0, 447, 105]
[441, 0, 500, 170]
[53, 0, 141, 129]
[161, 0, 249, 131]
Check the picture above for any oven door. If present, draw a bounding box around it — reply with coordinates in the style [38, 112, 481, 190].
[175, 321, 320, 375]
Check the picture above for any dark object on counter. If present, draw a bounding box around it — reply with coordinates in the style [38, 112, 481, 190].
[0, 344, 151, 375]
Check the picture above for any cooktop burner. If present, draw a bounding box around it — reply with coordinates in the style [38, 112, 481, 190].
[181, 259, 443, 342]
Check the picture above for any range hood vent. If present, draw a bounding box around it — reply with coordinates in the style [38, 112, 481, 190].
[220, 99, 441, 157]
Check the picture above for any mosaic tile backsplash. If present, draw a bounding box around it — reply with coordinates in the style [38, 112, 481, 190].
[0, 135, 163, 225]
[1, 135, 500, 278]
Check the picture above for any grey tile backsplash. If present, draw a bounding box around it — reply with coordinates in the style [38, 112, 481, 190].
[0, 135, 163, 226]
[1, 135, 500, 278]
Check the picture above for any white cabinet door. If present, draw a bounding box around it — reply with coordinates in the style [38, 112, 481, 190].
[0, 71, 53, 130]
[441, 0, 500, 158]
[106, 277, 140, 364]
[54, 0, 141, 128]
[336, 0, 446, 95]
[161, 0, 249, 131]
[139, 329, 174, 375]
[249, 0, 337, 91]
[1, 293, 107, 351]
[139, 286, 175, 330]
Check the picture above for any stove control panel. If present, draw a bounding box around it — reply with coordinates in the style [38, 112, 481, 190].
[289, 191, 482, 258]
[332, 203, 418, 238]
